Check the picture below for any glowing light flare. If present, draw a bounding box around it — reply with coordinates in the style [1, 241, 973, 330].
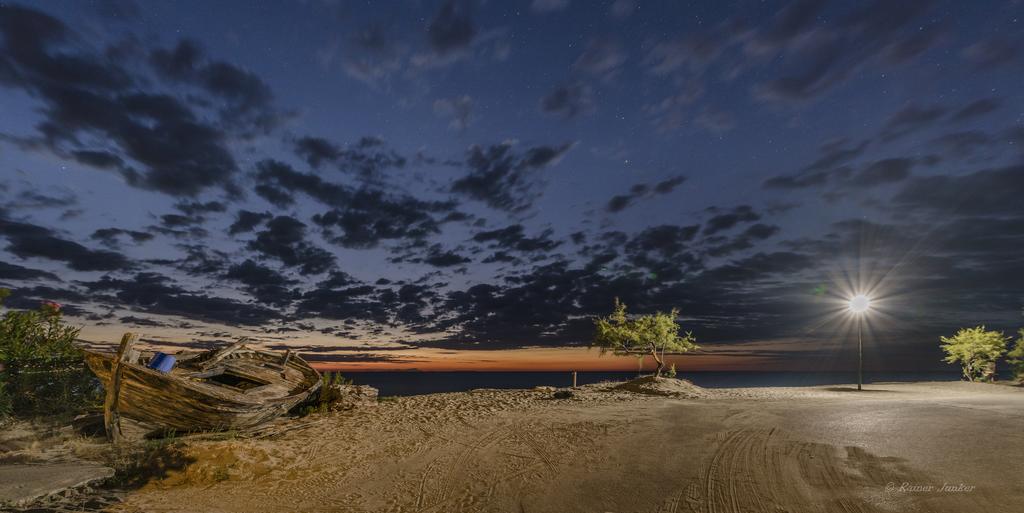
[848, 294, 871, 314]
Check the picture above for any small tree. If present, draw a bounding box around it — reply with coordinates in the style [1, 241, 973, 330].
[0, 289, 97, 421]
[593, 298, 697, 377]
[940, 326, 1007, 382]
[1006, 329, 1024, 382]
[0, 290, 81, 362]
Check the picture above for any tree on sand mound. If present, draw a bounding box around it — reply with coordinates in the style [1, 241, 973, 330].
[1006, 329, 1024, 382]
[940, 326, 1007, 382]
[592, 298, 697, 377]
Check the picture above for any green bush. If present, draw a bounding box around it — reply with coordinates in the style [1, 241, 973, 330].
[0, 288, 101, 422]
[294, 372, 353, 416]
[0, 380, 12, 420]
[940, 326, 1007, 382]
[1007, 329, 1024, 382]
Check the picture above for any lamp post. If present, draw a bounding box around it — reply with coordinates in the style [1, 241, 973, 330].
[848, 294, 871, 391]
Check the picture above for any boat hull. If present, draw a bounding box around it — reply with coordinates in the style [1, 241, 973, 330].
[84, 350, 320, 432]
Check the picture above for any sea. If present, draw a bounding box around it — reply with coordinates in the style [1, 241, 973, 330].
[342, 371, 970, 397]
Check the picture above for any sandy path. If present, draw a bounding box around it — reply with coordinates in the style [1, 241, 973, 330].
[111, 382, 1023, 513]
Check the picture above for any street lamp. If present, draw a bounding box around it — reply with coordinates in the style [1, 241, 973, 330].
[848, 294, 871, 390]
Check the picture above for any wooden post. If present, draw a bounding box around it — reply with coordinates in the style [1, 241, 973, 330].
[280, 349, 292, 377]
[104, 332, 137, 443]
[572, 371, 577, 388]
[199, 337, 248, 370]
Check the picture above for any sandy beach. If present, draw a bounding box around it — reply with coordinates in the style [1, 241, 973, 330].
[45, 380, 1010, 513]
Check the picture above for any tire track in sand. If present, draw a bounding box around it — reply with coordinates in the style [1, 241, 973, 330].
[414, 424, 513, 512]
[682, 428, 931, 513]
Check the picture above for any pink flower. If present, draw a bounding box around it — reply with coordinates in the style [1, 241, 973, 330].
[41, 300, 62, 313]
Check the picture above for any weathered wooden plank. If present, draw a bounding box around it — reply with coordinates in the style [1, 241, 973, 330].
[85, 341, 320, 433]
[197, 337, 249, 370]
[103, 332, 137, 443]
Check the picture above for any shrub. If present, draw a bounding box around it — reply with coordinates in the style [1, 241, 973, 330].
[0, 289, 101, 422]
[1006, 329, 1024, 382]
[940, 326, 1007, 382]
[0, 290, 81, 361]
[294, 372, 353, 416]
[666, 363, 677, 379]
[0, 380, 12, 420]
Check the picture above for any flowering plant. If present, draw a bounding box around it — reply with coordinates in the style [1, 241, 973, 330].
[40, 300, 62, 314]
[1, 288, 94, 421]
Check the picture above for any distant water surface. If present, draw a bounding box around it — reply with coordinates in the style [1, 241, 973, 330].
[342, 371, 967, 397]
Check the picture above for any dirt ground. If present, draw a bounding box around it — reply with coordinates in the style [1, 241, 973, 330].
[86, 380, 1022, 513]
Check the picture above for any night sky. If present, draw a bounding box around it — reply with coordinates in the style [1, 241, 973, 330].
[1, 0, 1022, 371]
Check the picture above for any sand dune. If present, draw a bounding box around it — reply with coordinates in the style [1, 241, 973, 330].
[105, 380, 1021, 513]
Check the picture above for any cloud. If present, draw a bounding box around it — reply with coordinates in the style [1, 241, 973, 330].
[296, 285, 386, 323]
[605, 175, 686, 213]
[90, 227, 154, 248]
[224, 259, 297, 306]
[253, 158, 457, 249]
[170, 244, 230, 276]
[247, 216, 336, 275]
[160, 214, 199, 229]
[119, 315, 171, 327]
[628, 224, 701, 258]
[149, 39, 283, 134]
[293, 136, 340, 168]
[311, 190, 457, 249]
[228, 210, 272, 235]
[472, 224, 562, 254]
[0, 215, 132, 272]
[422, 245, 471, 267]
[0, 6, 266, 198]
[433, 95, 474, 131]
[338, 24, 404, 87]
[929, 130, 992, 159]
[0, 260, 60, 281]
[704, 205, 760, 235]
[174, 200, 227, 216]
[745, 0, 827, 56]
[950, 97, 1000, 123]
[848, 158, 914, 187]
[427, 0, 476, 55]
[451, 141, 574, 212]
[646, 80, 704, 132]
[540, 82, 593, 119]
[292, 135, 406, 177]
[653, 175, 687, 194]
[82, 272, 280, 326]
[961, 36, 1020, 70]
[646, 33, 727, 76]
[892, 165, 1024, 216]
[754, 0, 937, 103]
[879, 103, 946, 141]
[2, 285, 88, 314]
[763, 138, 869, 189]
[694, 106, 735, 135]
[706, 223, 781, 258]
[253, 159, 349, 207]
[572, 38, 626, 80]
[4, 188, 77, 211]
[698, 251, 813, 285]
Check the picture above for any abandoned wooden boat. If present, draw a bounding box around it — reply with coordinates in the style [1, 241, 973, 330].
[83, 336, 321, 433]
